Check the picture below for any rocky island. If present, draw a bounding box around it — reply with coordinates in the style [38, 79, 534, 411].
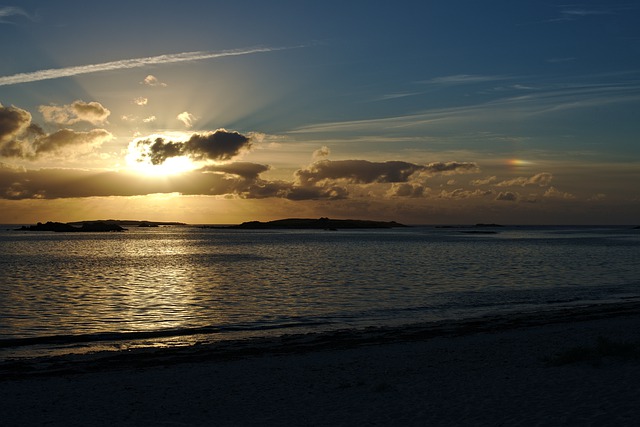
[17, 221, 127, 232]
[225, 217, 407, 230]
[16, 219, 186, 232]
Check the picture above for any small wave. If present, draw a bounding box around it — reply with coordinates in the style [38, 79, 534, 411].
[0, 320, 332, 349]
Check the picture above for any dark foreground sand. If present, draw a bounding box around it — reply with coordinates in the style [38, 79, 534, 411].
[2, 303, 640, 426]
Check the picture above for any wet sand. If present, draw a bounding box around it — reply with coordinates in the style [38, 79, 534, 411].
[2, 303, 640, 426]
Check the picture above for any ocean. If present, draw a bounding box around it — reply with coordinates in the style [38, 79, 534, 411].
[1, 224, 639, 361]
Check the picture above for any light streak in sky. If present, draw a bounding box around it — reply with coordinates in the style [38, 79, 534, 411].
[0, 46, 291, 86]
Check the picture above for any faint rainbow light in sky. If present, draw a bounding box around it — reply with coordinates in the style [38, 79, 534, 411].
[507, 159, 532, 167]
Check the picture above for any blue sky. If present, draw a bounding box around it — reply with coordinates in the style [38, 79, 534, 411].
[1, 1, 639, 224]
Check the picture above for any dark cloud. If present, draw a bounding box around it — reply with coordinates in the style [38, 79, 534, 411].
[0, 166, 234, 199]
[31, 129, 112, 155]
[0, 161, 350, 201]
[1, 103, 112, 159]
[135, 129, 253, 165]
[185, 131, 251, 161]
[296, 160, 423, 185]
[238, 180, 348, 200]
[199, 162, 270, 180]
[295, 160, 477, 186]
[0, 104, 32, 144]
[424, 161, 479, 174]
[1, 135, 477, 202]
[495, 191, 518, 202]
[139, 138, 184, 165]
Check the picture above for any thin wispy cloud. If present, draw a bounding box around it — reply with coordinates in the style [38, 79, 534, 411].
[546, 4, 638, 23]
[423, 74, 511, 85]
[0, 6, 33, 23]
[0, 46, 293, 87]
[292, 79, 640, 134]
[372, 91, 424, 102]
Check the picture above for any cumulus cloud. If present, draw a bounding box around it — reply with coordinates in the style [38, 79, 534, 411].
[177, 111, 197, 128]
[296, 160, 421, 186]
[1, 103, 112, 159]
[141, 75, 167, 87]
[134, 129, 253, 165]
[295, 160, 477, 186]
[32, 129, 113, 156]
[495, 172, 552, 187]
[39, 100, 111, 125]
[239, 180, 348, 201]
[142, 116, 156, 123]
[543, 186, 575, 200]
[387, 183, 426, 198]
[439, 188, 494, 199]
[0, 103, 37, 144]
[133, 97, 148, 106]
[471, 176, 497, 186]
[313, 146, 331, 159]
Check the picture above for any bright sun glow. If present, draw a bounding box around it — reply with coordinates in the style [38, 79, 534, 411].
[127, 156, 196, 176]
[125, 134, 198, 176]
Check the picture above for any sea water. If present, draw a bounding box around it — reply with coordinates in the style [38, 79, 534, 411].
[1, 225, 639, 359]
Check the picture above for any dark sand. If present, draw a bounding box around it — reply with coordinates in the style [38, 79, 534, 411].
[2, 303, 640, 426]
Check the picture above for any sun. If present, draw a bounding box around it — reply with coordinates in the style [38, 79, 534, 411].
[126, 155, 196, 176]
[125, 134, 198, 176]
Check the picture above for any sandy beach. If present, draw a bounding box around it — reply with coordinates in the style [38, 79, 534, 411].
[2, 303, 640, 426]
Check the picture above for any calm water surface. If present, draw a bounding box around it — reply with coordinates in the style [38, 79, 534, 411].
[1, 225, 638, 358]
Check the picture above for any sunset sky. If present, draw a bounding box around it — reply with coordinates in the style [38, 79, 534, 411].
[1, 0, 639, 224]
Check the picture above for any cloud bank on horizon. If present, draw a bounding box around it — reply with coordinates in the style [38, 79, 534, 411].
[0, 87, 632, 223]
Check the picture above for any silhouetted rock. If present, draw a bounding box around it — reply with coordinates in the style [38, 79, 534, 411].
[138, 222, 159, 227]
[228, 218, 407, 230]
[17, 221, 126, 232]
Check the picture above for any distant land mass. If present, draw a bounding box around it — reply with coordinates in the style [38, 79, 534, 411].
[223, 217, 407, 230]
[68, 220, 186, 227]
[16, 220, 185, 232]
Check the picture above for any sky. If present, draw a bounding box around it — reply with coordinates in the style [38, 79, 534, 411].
[1, 0, 639, 225]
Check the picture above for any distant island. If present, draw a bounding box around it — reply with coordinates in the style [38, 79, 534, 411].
[222, 217, 407, 230]
[17, 221, 126, 232]
[16, 220, 185, 232]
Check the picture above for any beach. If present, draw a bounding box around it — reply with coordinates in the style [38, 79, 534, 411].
[2, 304, 640, 426]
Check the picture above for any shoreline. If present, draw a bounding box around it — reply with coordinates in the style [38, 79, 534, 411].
[2, 300, 640, 379]
[2, 302, 640, 425]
